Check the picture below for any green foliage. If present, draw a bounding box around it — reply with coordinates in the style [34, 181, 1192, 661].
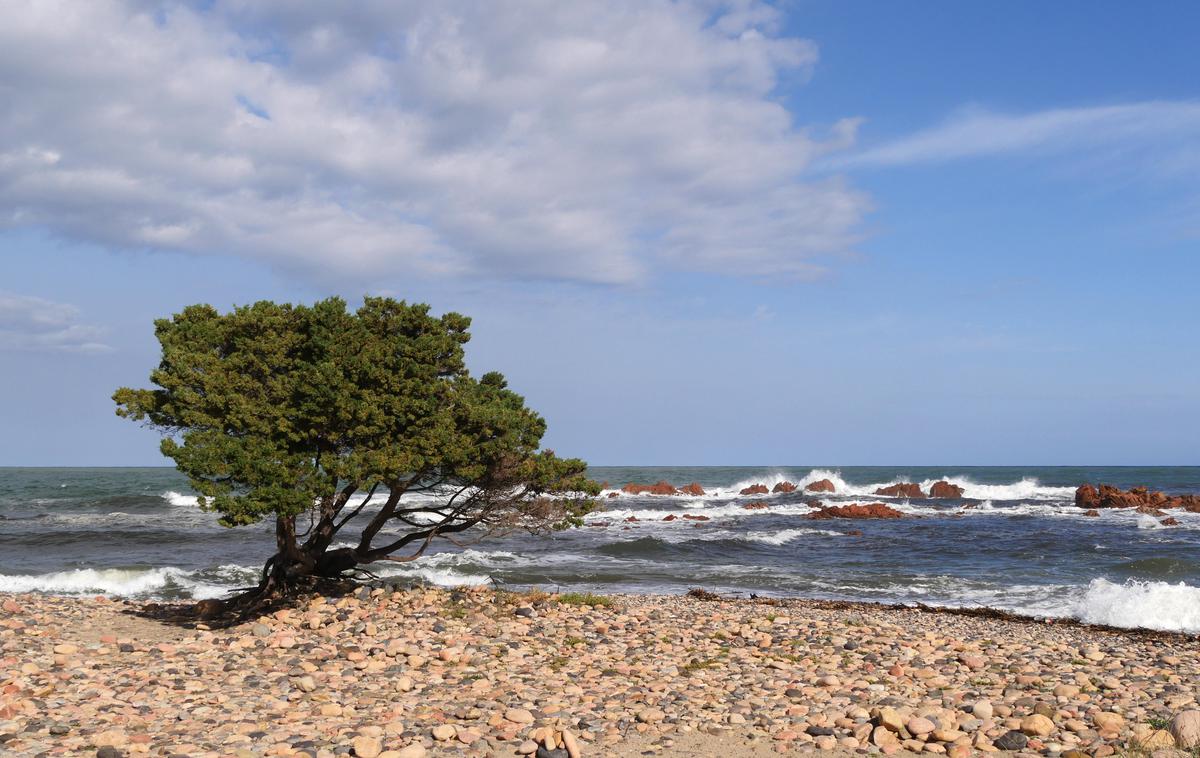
[681, 657, 718, 675]
[115, 296, 598, 565]
[555, 592, 614, 607]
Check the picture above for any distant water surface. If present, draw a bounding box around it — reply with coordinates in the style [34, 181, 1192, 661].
[1, 466, 1198, 633]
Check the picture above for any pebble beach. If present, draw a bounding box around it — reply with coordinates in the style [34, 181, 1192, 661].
[2, 588, 1199, 758]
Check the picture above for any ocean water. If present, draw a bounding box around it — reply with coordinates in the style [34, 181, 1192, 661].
[2, 466, 1199, 633]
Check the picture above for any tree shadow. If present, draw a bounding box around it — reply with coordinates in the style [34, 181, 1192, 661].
[122, 577, 361, 630]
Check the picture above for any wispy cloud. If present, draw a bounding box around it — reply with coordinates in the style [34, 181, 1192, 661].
[0, 0, 869, 285]
[0, 293, 111, 353]
[838, 101, 1200, 168]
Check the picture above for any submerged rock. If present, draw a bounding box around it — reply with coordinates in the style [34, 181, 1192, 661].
[806, 503, 904, 520]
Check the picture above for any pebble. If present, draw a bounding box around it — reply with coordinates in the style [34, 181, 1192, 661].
[1169, 710, 1200, 748]
[1021, 713, 1055, 736]
[994, 730, 1029, 750]
[351, 735, 382, 758]
[0, 589, 1195, 757]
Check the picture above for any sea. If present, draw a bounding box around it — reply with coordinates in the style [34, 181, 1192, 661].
[2, 466, 1199, 633]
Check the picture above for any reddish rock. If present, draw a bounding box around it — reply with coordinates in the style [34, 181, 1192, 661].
[1161, 517, 1181, 527]
[1083, 509, 1100, 517]
[806, 503, 904, 520]
[805, 479, 836, 493]
[772, 481, 797, 493]
[743, 501, 769, 510]
[1075, 483, 1200, 511]
[624, 516, 639, 523]
[622, 481, 678, 496]
[875, 483, 925, 498]
[929, 480, 965, 498]
[1076, 484, 1100, 509]
[1136, 504, 1167, 517]
[678, 482, 706, 496]
[846, 529, 863, 536]
[194, 598, 225, 620]
[662, 514, 677, 522]
[682, 514, 711, 521]
[740, 484, 769, 495]
[587, 521, 611, 527]
[606, 491, 620, 498]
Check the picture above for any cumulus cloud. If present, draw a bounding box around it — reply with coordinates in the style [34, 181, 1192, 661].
[0, 293, 111, 353]
[839, 101, 1200, 168]
[0, 0, 869, 285]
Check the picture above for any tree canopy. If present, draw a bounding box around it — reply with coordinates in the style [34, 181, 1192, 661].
[114, 296, 597, 606]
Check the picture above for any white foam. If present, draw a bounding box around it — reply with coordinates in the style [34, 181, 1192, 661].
[590, 499, 823, 524]
[771, 472, 1077, 501]
[743, 528, 842, 545]
[1136, 514, 1167, 530]
[958, 500, 1080, 519]
[0, 565, 255, 599]
[162, 490, 199, 507]
[915, 476, 1076, 501]
[1070, 578, 1200, 633]
[373, 563, 490, 587]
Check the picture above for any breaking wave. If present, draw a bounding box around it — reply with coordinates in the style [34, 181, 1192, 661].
[743, 528, 842, 545]
[1069, 578, 1200, 633]
[162, 490, 199, 507]
[599, 470, 1078, 502]
[0, 565, 257, 599]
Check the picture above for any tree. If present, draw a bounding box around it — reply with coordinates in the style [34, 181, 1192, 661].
[114, 297, 598, 611]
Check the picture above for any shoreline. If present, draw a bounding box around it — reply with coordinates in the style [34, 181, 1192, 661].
[2, 589, 1198, 757]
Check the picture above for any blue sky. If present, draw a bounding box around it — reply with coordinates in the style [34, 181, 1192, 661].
[1, 0, 1197, 466]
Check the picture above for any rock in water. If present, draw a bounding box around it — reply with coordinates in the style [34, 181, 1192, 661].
[739, 484, 769, 495]
[772, 481, 797, 493]
[1075, 483, 1200, 511]
[622, 481, 677, 495]
[805, 479, 836, 493]
[807, 503, 904, 520]
[875, 482, 925, 498]
[929, 480, 965, 498]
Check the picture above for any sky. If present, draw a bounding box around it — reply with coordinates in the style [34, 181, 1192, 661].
[1, 0, 1198, 466]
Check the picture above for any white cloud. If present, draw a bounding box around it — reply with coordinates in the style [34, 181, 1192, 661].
[0, 0, 869, 285]
[839, 101, 1200, 168]
[0, 293, 111, 353]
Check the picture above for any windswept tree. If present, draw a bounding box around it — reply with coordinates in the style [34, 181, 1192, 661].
[115, 297, 598, 610]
